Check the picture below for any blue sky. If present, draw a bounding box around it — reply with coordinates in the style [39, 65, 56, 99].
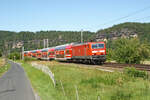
[0, 0, 150, 32]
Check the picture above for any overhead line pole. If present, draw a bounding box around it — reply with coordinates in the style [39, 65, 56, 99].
[22, 46, 24, 60]
[47, 39, 49, 48]
[81, 29, 83, 43]
[44, 39, 45, 48]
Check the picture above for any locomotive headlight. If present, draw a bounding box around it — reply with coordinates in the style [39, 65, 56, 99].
[92, 51, 98, 53]
[99, 50, 105, 53]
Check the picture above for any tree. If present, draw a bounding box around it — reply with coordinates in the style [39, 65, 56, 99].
[0, 50, 2, 57]
[106, 48, 115, 61]
[113, 38, 150, 64]
[9, 52, 20, 60]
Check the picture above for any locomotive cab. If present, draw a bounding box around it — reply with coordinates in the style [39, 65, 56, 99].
[90, 42, 106, 63]
[91, 43, 106, 55]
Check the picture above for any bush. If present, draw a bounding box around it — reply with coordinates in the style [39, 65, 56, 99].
[106, 48, 115, 61]
[113, 38, 150, 64]
[0, 50, 2, 57]
[124, 67, 148, 79]
[9, 52, 20, 60]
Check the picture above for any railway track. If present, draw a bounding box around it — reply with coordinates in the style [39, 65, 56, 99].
[102, 62, 150, 71]
[60, 61, 150, 71]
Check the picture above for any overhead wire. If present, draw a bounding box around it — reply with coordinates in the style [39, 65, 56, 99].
[100, 5, 150, 26]
[84, 5, 150, 31]
[131, 15, 150, 22]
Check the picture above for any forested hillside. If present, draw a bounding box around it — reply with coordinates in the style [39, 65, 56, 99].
[94, 22, 150, 42]
[0, 31, 94, 52]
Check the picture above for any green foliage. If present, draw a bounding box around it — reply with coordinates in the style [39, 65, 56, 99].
[113, 38, 150, 64]
[24, 57, 37, 62]
[9, 52, 20, 60]
[0, 30, 94, 51]
[0, 50, 2, 57]
[80, 74, 120, 89]
[96, 22, 150, 42]
[124, 67, 148, 79]
[22, 62, 67, 100]
[0, 63, 10, 77]
[21, 61, 150, 100]
[111, 88, 133, 100]
[106, 48, 114, 61]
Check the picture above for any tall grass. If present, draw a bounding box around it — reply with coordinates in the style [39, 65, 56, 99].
[21, 61, 150, 100]
[22, 63, 67, 100]
[124, 67, 148, 79]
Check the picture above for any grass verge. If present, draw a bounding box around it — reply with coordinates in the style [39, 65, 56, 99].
[21, 61, 67, 100]
[21, 60, 150, 100]
[0, 58, 10, 77]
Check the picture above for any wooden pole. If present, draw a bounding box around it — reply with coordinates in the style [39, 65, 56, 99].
[60, 80, 66, 96]
[98, 96, 100, 100]
[75, 85, 79, 100]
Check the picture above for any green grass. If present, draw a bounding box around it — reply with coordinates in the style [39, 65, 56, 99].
[22, 62, 67, 100]
[0, 58, 10, 77]
[21, 61, 150, 100]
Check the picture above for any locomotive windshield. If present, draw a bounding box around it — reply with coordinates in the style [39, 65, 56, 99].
[92, 43, 104, 49]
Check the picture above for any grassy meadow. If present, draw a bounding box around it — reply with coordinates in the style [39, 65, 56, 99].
[21, 60, 150, 100]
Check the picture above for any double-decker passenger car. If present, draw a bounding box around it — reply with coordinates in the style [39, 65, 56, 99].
[31, 50, 37, 58]
[48, 48, 55, 60]
[36, 50, 42, 59]
[41, 48, 49, 60]
[55, 44, 68, 60]
[27, 51, 32, 57]
[24, 51, 28, 57]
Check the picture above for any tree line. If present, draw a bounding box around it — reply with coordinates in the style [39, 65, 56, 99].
[0, 30, 94, 52]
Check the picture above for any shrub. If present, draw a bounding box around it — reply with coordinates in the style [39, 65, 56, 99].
[106, 48, 115, 61]
[113, 38, 150, 64]
[124, 67, 148, 79]
[0, 50, 2, 57]
[9, 52, 20, 60]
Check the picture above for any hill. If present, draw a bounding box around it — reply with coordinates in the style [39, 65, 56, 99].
[94, 22, 150, 42]
[0, 30, 94, 52]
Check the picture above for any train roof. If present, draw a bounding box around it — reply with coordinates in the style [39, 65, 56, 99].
[72, 42, 105, 46]
[54, 44, 71, 50]
[31, 50, 37, 53]
[41, 48, 51, 52]
[24, 51, 28, 53]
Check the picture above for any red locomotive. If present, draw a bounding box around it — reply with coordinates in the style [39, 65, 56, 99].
[72, 42, 106, 64]
[24, 42, 106, 64]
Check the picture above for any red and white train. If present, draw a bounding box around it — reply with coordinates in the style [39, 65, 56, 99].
[24, 42, 106, 64]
